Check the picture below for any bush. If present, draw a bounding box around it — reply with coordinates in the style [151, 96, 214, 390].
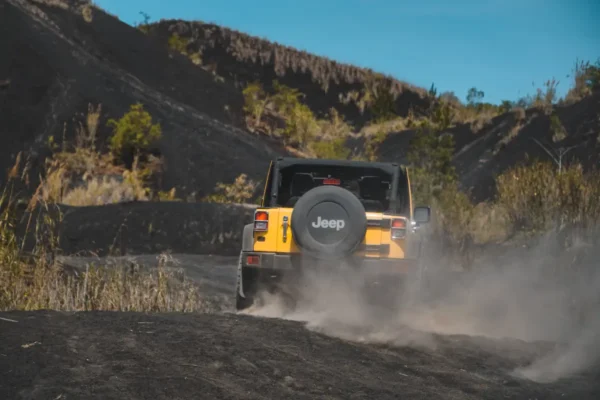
[496, 161, 600, 233]
[310, 138, 350, 160]
[364, 79, 397, 123]
[203, 173, 260, 204]
[107, 103, 162, 164]
[30, 104, 160, 208]
[319, 108, 352, 139]
[242, 80, 321, 147]
[242, 82, 269, 130]
[271, 80, 303, 116]
[168, 33, 189, 54]
[61, 174, 149, 206]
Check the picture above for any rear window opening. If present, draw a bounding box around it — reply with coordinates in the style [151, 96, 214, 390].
[276, 165, 397, 212]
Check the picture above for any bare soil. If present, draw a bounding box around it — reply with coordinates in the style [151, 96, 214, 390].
[1, 310, 598, 400]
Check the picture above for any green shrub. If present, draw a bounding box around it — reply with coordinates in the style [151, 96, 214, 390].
[168, 33, 189, 55]
[271, 80, 303, 116]
[242, 82, 270, 130]
[319, 108, 352, 139]
[203, 174, 260, 204]
[107, 103, 162, 163]
[281, 102, 319, 147]
[310, 138, 350, 160]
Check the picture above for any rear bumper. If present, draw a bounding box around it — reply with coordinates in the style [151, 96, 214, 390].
[241, 251, 418, 275]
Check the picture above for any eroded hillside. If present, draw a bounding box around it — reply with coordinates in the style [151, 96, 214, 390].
[0, 0, 282, 199]
[375, 92, 600, 201]
[147, 19, 433, 128]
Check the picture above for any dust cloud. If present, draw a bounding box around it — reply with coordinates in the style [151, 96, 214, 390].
[242, 229, 600, 383]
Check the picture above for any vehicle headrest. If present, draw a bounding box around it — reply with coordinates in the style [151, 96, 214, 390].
[291, 173, 314, 196]
[360, 176, 383, 199]
[346, 180, 360, 194]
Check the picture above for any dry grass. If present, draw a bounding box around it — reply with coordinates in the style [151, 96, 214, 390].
[0, 100, 204, 312]
[80, 4, 93, 23]
[157, 21, 429, 99]
[33, 103, 163, 207]
[0, 184, 207, 313]
[563, 59, 598, 104]
[61, 174, 149, 206]
[496, 161, 600, 233]
[452, 104, 501, 132]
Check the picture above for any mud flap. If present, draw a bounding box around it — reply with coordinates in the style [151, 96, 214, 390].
[235, 251, 245, 298]
[236, 224, 255, 301]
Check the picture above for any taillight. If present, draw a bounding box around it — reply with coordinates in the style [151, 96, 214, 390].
[246, 255, 260, 266]
[323, 178, 341, 185]
[391, 218, 406, 239]
[254, 211, 268, 231]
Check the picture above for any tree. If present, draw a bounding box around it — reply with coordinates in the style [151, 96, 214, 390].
[499, 100, 513, 114]
[428, 83, 438, 98]
[466, 87, 485, 107]
[107, 103, 162, 165]
[242, 82, 270, 129]
[531, 135, 581, 175]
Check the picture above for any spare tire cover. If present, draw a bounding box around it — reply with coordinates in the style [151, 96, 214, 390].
[291, 185, 367, 260]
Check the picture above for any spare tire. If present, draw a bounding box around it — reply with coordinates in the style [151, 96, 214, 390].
[291, 185, 367, 260]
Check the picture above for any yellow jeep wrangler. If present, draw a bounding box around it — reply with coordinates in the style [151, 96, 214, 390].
[235, 157, 431, 311]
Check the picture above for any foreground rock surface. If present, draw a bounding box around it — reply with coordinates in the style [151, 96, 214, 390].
[1, 311, 598, 400]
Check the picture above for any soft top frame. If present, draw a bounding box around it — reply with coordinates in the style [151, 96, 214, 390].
[261, 157, 410, 215]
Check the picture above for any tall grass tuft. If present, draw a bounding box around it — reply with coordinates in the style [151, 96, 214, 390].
[0, 183, 208, 313]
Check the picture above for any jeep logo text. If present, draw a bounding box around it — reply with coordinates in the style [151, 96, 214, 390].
[311, 216, 346, 231]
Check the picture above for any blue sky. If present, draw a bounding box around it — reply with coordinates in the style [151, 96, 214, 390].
[94, 0, 599, 104]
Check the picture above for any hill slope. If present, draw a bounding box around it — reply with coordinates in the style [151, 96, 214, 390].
[375, 93, 600, 201]
[2, 0, 598, 203]
[0, 0, 282, 198]
[147, 20, 432, 128]
[146, 18, 599, 202]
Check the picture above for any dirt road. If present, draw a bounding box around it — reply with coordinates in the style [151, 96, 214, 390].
[1, 310, 597, 400]
[0, 254, 599, 399]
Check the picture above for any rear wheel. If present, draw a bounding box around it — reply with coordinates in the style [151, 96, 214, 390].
[235, 258, 298, 312]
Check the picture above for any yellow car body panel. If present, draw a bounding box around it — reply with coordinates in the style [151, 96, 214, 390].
[252, 209, 407, 259]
